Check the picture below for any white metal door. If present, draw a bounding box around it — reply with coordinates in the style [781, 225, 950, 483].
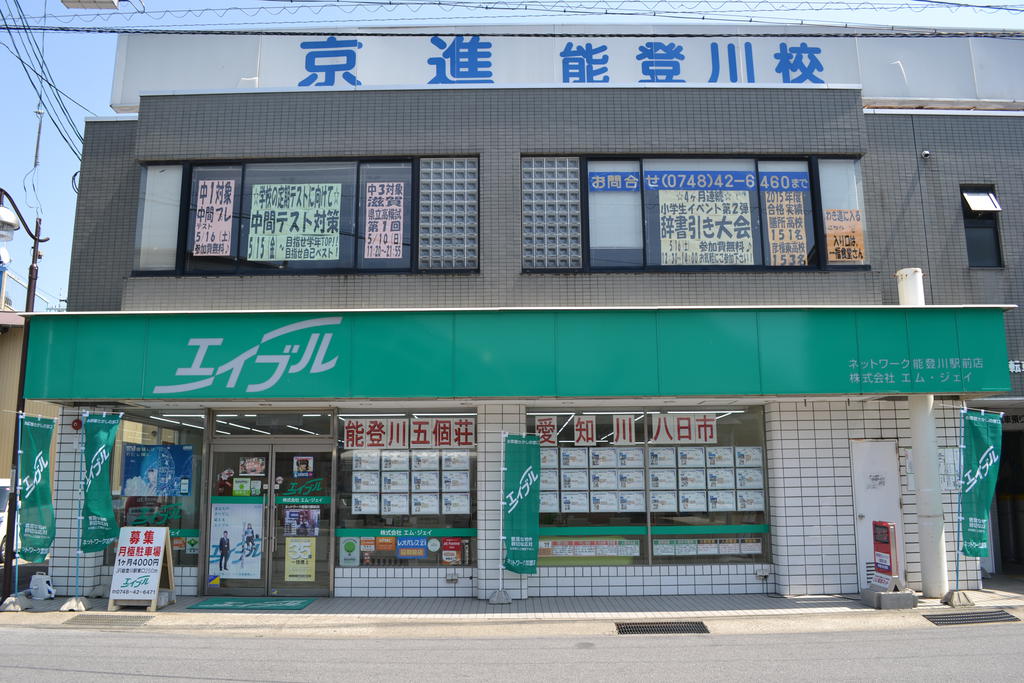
[850, 440, 903, 590]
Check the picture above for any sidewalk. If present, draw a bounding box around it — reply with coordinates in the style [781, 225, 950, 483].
[2, 575, 1022, 638]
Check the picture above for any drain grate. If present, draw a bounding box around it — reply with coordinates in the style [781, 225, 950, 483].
[63, 614, 154, 629]
[923, 610, 1020, 626]
[616, 621, 709, 635]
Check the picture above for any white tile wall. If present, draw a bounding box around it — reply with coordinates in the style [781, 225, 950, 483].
[51, 406, 106, 596]
[767, 400, 979, 596]
[48, 399, 980, 600]
[334, 567, 475, 598]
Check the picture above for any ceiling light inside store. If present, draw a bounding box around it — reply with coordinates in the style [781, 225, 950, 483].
[407, 413, 475, 419]
[337, 414, 407, 419]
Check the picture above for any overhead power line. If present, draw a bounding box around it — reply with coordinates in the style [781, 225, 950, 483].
[2, 23, 1024, 36]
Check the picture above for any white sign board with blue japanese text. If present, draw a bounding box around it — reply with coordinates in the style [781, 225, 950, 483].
[111, 26, 1024, 111]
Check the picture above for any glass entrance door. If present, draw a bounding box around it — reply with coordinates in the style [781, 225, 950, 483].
[207, 442, 334, 597]
[208, 445, 271, 595]
[269, 446, 334, 596]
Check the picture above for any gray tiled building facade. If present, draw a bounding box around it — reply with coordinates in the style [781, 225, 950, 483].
[48, 78, 1019, 600]
[71, 87, 1023, 392]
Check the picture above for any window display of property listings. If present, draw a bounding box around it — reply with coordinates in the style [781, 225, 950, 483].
[337, 414, 477, 567]
[529, 408, 769, 566]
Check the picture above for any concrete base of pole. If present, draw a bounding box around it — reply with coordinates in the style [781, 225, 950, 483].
[941, 590, 975, 607]
[59, 597, 90, 612]
[0, 592, 33, 611]
[488, 590, 512, 604]
[860, 588, 919, 610]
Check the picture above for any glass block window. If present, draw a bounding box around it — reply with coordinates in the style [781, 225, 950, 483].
[522, 157, 583, 269]
[418, 158, 479, 270]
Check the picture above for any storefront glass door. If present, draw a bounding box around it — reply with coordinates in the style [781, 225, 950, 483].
[269, 447, 334, 596]
[207, 442, 334, 596]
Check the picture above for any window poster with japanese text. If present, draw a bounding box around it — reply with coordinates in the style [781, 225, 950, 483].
[363, 181, 405, 259]
[193, 179, 235, 256]
[122, 444, 193, 497]
[652, 178, 755, 266]
[761, 172, 812, 266]
[284, 537, 315, 582]
[246, 183, 342, 262]
[825, 208, 866, 264]
[209, 501, 263, 580]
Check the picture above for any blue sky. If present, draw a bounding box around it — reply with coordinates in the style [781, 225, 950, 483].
[2, 0, 1023, 307]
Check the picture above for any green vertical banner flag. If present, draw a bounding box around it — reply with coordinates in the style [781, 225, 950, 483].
[80, 413, 123, 552]
[960, 409, 1003, 557]
[502, 434, 541, 574]
[18, 416, 56, 563]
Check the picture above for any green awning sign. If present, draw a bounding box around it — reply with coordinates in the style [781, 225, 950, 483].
[25, 307, 1009, 401]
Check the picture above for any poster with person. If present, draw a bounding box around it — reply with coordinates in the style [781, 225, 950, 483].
[122, 444, 193, 496]
[209, 501, 263, 579]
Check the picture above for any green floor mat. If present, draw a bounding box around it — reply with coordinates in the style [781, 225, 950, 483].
[188, 597, 314, 610]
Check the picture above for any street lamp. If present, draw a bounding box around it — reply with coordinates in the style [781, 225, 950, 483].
[0, 188, 48, 601]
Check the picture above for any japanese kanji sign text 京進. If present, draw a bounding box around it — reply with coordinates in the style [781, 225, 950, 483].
[364, 181, 405, 260]
[247, 183, 342, 262]
[193, 179, 235, 256]
[344, 417, 476, 449]
[824, 207, 865, 264]
[288, 35, 831, 90]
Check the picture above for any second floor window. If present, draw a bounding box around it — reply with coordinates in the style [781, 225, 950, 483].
[522, 156, 868, 271]
[135, 158, 479, 275]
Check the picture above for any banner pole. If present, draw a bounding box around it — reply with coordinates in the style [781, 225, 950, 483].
[13, 413, 22, 598]
[1, 414, 31, 610]
[76, 412, 84, 602]
[60, 411, 90, 611]
[489, 431, 511, 604]
[955, 406, 964, 592]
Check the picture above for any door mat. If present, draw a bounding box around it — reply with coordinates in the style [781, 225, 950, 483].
[188, 597, 315, 611]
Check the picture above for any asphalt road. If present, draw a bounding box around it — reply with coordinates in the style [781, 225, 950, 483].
[0, 622, 1020, 681]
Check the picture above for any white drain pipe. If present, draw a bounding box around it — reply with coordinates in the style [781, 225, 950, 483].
[897, 268, 949, 598]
